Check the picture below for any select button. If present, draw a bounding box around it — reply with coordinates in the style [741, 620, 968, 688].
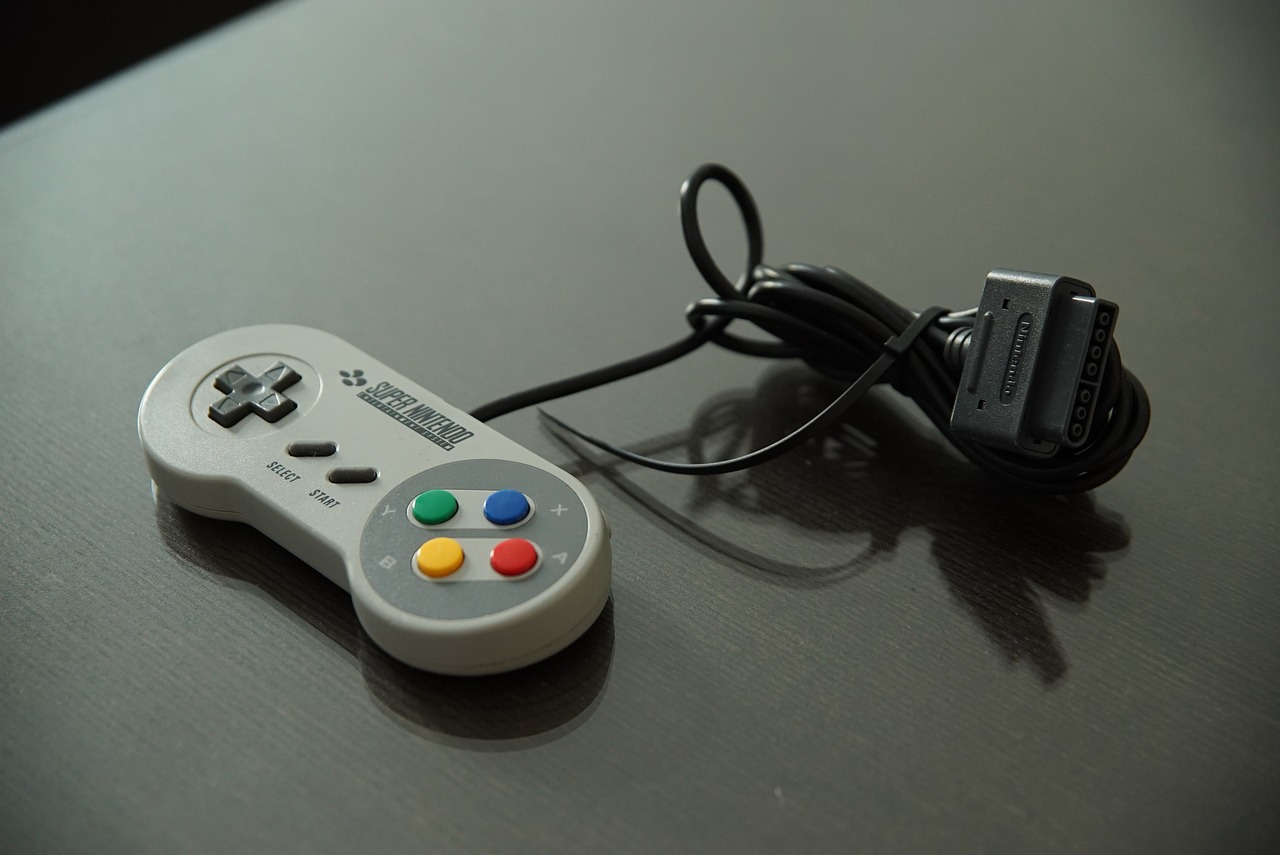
[288, 441, 337, 457]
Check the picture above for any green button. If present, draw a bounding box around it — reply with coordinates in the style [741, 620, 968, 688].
[411, 490, 458, 526]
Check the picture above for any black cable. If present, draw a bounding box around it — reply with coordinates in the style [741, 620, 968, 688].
[468, 164, 1151, 493]
[468, 164, 764, 424]
[468, 326, 717, 423]
[539, 307, 948, 475]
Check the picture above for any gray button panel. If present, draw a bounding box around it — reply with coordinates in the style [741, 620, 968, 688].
[361, 460, 589, 621]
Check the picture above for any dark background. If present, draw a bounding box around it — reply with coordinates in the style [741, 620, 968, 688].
[1, 1, 272, 127]
[2, 1, 1277, 852]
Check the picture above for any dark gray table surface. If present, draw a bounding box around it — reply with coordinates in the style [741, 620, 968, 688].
[3, 1, 1278, 852]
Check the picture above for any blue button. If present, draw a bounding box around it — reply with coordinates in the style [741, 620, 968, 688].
[483, 489, 530, 526]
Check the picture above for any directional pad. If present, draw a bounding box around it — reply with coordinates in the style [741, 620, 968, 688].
[208, 361, 302, 427]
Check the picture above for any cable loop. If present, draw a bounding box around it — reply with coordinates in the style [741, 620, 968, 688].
[679, 164, 764, 300]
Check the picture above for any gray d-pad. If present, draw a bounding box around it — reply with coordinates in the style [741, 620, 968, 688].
[208, 361, 302, 427]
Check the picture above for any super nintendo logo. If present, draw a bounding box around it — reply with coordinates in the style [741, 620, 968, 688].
[357, 381, 475, 450]
[1000, 314, 1033, 403]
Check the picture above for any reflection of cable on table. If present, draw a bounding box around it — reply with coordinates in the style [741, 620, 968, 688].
[551, 364, 1129, 683]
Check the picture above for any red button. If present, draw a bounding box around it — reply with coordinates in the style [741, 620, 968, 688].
[490, 538, 539, 577]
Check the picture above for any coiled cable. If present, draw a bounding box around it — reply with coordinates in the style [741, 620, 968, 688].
[470, 164, 1150, 493]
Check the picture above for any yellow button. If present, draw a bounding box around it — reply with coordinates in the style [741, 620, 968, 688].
[416, 537, 464, 578]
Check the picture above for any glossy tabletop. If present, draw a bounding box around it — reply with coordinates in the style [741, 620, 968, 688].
[2, 1, 1278, 852]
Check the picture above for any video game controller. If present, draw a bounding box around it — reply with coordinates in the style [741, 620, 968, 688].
[138, 325, 611, 675]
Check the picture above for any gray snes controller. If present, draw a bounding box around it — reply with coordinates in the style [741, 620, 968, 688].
[138, 325, 611, 675]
